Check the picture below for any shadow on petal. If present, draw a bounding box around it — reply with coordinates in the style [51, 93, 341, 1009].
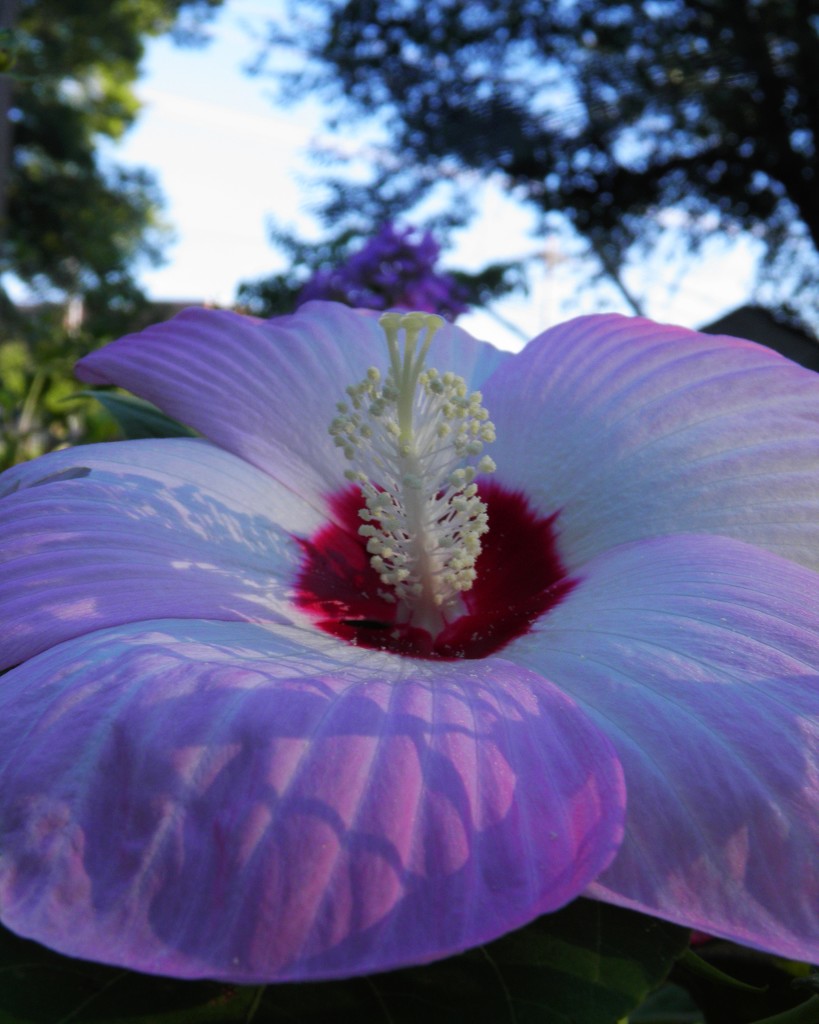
[0, 620, 624, 982]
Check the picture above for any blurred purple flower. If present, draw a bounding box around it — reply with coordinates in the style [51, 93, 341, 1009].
[0, 302, 819, 984]
[298, 223, 470, 318]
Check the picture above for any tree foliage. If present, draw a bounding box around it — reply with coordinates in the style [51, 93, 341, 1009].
[0, 0, 225, 471]
[255, 0, 819, 324]
[5, 0, 224, 303]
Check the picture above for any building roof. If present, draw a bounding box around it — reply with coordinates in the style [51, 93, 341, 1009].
[701, 305, 819, 372]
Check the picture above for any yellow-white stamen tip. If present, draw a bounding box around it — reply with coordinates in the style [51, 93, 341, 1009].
[329, 310, 496, 636]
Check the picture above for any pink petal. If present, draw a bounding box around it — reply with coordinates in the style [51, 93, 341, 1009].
[0, 439, 320, 670]
[485, 314, 819, 572]
[75, 302, 509, 505]
[0, 621, 624, 982]
[509, 531, 819, 961]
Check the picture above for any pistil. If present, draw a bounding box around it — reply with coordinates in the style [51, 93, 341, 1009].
[329, 311, 496, 637]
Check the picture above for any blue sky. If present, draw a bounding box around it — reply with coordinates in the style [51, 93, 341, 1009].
[113, 0, 761, 349]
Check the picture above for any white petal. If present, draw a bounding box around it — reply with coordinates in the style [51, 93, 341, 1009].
[485, 314, 819, 571]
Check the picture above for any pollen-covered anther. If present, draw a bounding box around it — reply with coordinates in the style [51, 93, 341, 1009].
[329, 310, 497, 636]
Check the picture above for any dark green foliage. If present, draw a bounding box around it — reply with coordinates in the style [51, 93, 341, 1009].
[80, 389, 197, 439]
[672, 944, 819, 1024]
[0, 899, 689, 1023]
[0, 301, 118, 469]
[0, 894, 814, 1023]
[0, 0, 226, 468]
[5, 0, 224, 295]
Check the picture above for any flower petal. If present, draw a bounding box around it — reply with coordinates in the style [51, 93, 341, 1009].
[484, 314, 819, 571]
[509, 532, 819, 961]
[75, 302, 509, 504]
[0, 621, 624, 982]
[0, 439, 322, 670]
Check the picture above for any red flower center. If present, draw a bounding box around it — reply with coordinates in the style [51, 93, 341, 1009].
[296, 481, 576, 659]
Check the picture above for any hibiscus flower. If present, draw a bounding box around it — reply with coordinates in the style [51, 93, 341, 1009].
[0, 302, 818, 984]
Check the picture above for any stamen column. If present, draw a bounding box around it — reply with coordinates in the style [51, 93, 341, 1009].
[329, 312, 496, 638]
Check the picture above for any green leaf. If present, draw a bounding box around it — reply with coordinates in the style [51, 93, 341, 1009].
[672, 943, 819, 1024]
[628, 981, 704, 1023]
[748, 996, 819, 1024]
[78, 390, 197, 440]
[0, 899, 688, 1024]
[679, 949, 769, 993]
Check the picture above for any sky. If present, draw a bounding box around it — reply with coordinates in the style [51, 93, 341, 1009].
[111, 0, 762, 351]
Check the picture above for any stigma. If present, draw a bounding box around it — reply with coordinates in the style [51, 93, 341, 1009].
[329, 311, 496, 637]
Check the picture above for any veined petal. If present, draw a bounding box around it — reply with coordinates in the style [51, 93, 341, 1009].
[484, 314, 819, 571]
[509, 532, 819, 961]
[75, 302, 509, 504]
[0, 620, 624, 982]
[0, 439, 322, 670]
